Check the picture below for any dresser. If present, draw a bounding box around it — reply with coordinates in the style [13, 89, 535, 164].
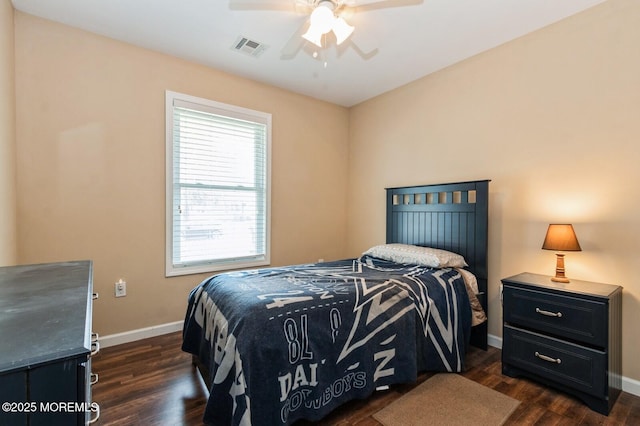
[501, 272, 622, 415]
[0, 261, 100, 425]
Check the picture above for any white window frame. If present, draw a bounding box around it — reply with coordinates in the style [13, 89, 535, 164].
[165, 91, 271, 277]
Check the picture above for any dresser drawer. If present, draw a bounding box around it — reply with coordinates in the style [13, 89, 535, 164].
[503, 325, 606, 398]
[503, 284, 607, 347]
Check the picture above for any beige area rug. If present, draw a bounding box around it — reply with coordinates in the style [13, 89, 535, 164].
[373, 373, 520, 426]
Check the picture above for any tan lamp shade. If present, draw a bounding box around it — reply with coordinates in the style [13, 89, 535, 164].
[542, 224, 581, 282]
[542, 224, 582, 251]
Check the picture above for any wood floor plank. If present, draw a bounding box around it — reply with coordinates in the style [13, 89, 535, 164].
[91, 332, 640, 425]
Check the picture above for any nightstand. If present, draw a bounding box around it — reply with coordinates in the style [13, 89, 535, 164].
[501, 272, 622, 415]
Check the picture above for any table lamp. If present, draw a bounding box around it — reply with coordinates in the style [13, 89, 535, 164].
[542, 224, 582, 283]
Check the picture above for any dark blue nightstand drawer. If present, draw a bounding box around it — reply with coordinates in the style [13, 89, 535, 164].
[503, 284, 607, 347]
[503, 325, 606, 398]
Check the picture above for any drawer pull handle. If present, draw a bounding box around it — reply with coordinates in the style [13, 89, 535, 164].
[91, 372, 99, 385]
[89, 403, 100, 424]
[536, 307, 562, 318]
[91, 340, 100, 357]
[535, 351, 561, 364]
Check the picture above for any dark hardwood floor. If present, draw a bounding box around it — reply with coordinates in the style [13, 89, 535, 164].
[92, 332, 640, 425]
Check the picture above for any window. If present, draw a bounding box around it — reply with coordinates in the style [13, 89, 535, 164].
[166, 91, 271, 276]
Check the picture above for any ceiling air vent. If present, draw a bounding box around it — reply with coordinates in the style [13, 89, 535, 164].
[232, 36, 268, 58]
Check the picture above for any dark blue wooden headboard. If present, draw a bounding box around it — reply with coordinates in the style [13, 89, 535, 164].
[386, 179, 490, 349]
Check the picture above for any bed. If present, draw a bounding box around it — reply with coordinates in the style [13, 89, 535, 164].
[182, 179, 490, 425]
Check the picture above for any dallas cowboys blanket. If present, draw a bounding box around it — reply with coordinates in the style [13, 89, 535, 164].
[182, 255, 472, 425]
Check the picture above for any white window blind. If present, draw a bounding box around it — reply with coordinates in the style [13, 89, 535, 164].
[166, 91, 271, 276]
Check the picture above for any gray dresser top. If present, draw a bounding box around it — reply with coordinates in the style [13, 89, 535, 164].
[0, 261, 93, 373]
[502, 272, 621, 299]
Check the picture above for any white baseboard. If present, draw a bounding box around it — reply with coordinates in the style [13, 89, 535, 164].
[488, 333, 502, 349]
[99, 320, 183, 348]
[486, 333, 639, 397]
[622, 376, 640, 397]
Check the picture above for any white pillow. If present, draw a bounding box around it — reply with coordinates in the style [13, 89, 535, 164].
[363, 243, 468, 268]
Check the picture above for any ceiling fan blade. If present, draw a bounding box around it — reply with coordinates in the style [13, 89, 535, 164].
[343, 0, 423, 12]
[280, 18, 311, 60]
[293, 0, 316, 13]
[229, 0, 311, 12]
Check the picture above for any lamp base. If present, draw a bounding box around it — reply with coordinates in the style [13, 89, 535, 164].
[551, 253, 571, 283]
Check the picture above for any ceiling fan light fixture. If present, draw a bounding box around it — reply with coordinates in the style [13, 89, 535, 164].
[332, 17, 354, 45]
[303, 1, 354, 48]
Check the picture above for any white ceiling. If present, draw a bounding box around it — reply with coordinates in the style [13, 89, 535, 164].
[11, 0, 606, 107]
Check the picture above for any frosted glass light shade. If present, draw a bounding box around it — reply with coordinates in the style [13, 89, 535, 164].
[302, 26, 324, 47]
[333, 17, 354, 45]
[309, 5, 334, 34]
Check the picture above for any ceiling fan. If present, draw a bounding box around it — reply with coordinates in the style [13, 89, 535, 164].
[230, 0, 423, 57]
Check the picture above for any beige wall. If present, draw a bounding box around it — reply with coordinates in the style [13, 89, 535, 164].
[14, 12, 350, 335]
[348, 0, 640, 382]
[0, 0, 16, 266]
[11, 0, 640, 385]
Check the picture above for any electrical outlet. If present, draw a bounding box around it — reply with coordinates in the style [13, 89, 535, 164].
[115, 279, 127, 297]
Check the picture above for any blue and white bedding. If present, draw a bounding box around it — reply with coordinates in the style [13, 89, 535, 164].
[182, 255, 474, 425]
